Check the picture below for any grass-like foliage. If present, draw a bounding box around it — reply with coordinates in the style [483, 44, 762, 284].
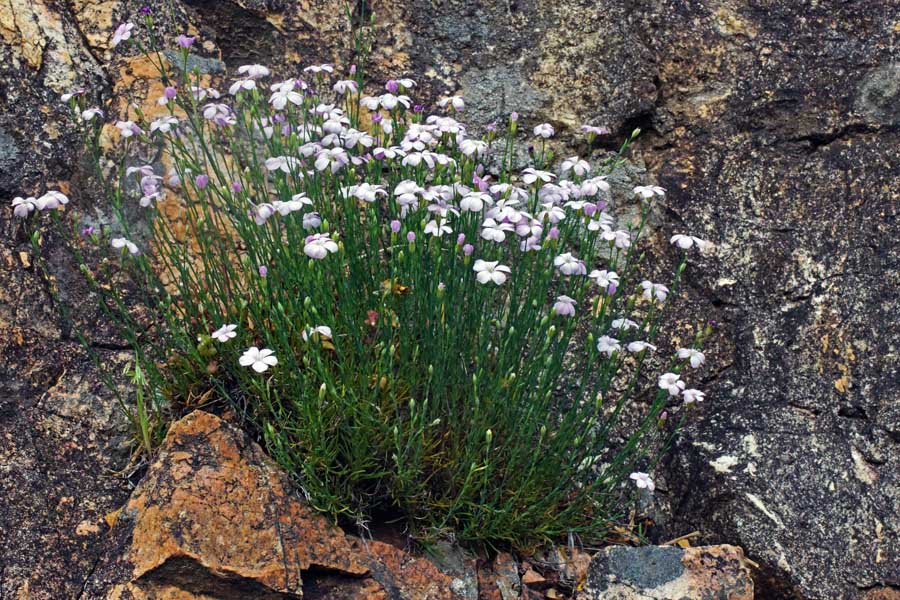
[12, 12, 714, 549]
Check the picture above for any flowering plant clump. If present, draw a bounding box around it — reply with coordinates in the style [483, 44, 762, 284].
[13, 14, 714, 548]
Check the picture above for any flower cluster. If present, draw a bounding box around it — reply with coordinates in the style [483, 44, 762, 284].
[20, 19, 715, 549]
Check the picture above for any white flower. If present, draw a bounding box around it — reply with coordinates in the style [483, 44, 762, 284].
[460, 192, 491, 212]
[302, 212, 321, 230]
[560, 156, 590, 177]
[269, 80, 304, 110]
[677, 348, 706, 369]
[522, 168, 555, 185]
[379, 93, 411, 110]
[641, 281, 669, 303]
[302, 325, 333, 341]
[237, 64, 271, 79]
[670, 234, 710, 251]
[12, 196, 38, 218]
[553, 295, 576, 317]
[60, 89, 85, 103]
[589, 269, 620, 292]
[81, 108, 104, 122]
[239, 347, 278, 373]
[601, 228, 632, 249]
[630, 472, 655, 491]
[596, 336, 621, 357]
[251, 203, 276, 225]
[581, 176, 611, 196]
[149, 116, 179, 134]
[346, 183, 386, 203]
[533, 123, 555, 138]
[360, 96, 381, 110]
[264, 156, 301, 173]
[304, 233, 339, 259]
[438, 95, 465, 111]
[658, 372, 685, 396]
[627, 341, 656, 353]
[115, 120, 142, 138]
[537, 203, 566, 224]
[211, 324, 237, 342]
[36, 191, 69, 210]
[111, 22, 134, 47]
[343, 128, 375, 149]
[473, 260, 511, 285]
[314, 148, 349, 173]
[481, 218, 514, 243]
[333, 80, 358, 95]
[397, 78, 416, 89]
[111, 237, 139, 255]
[459, 139, 488, 157]
[682, 389, 706, 404]
[228, 78, 257, 95]
[303, 64, 334, 75]
[424, 218, 452, 237]
[611, 317, 638, 331]
[633, 185, 666, 199]
[554, 253, 587, 276]
[272, 196, 309, 215]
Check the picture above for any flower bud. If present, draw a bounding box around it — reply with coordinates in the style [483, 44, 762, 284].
[485, 429, 493, 445]
[318, 383, 327, 400]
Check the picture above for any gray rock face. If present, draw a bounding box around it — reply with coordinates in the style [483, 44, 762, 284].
[1, 1, 897, 598]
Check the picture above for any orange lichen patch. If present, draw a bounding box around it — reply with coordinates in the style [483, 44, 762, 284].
[678, 545, 754, 600]
[356, 539, 461, 600]
[99, 54, 217, 149]
[122, 411, 369, 596]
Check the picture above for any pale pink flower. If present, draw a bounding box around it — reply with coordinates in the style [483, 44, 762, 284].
[658, 372, 685, 396]
[553, 295, 576, 317]
[677, 348, 706, 369]
[682, 389, 706, 405]
[596, 336, 621, 357]
[533, 123, 555, 138]
[424, 218, 452, 237]
[111, 22, 134, 47]
[630, 472, 655, 491]
[237, 64, 271, 79]
[641, 281, 669, 303]
[670, 234, 710, 251]
[304, 233, 339, 259]
[554, 253, 587, 276]
[111, 237, 139, 255]
[633, 185, 666, 199]
[211, 324, 237, 342]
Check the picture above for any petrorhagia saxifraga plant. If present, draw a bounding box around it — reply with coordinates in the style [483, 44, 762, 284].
[12, 13, 715, 549]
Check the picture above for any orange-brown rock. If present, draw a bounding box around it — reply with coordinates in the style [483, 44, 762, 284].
[577, 544, 753, 600]
[90, 409, 470, 599]
[115, 410, 368, 595]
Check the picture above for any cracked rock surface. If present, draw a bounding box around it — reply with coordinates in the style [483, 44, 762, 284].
[1, 1, 898, 598]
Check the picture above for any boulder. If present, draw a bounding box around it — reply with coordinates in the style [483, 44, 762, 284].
[86, 410, 464, 599]
[577, 545, 754, 600]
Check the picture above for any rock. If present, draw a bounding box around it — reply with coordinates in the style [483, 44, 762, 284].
[85, 410, 467, 599]
[477, 552, 522, 600]
[522, 569, 548, 588]
[577, 545, 754, 600]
